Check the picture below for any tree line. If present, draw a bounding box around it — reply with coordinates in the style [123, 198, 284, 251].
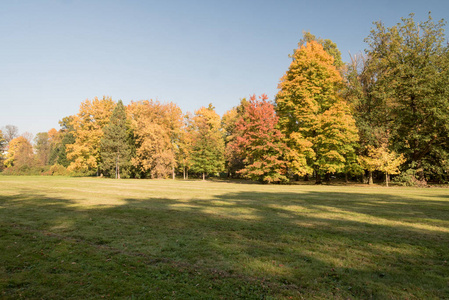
[1, 14, 448, 185]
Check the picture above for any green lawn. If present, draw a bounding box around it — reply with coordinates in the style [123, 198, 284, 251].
[0, 176, 448, 299]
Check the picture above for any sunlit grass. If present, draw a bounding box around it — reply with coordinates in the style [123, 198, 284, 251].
[1, 176, 448, 299]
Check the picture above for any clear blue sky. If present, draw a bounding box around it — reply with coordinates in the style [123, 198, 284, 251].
[1, 0, 448, 137]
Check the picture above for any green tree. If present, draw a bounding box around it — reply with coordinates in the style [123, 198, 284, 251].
[177, 113, 194, 180]
[54, 116, 76, 168]
[364, 13, 449, 182]
[190, 104, 225, 180]
[100, 100, 132, 179]
[34, 132, 52, 166]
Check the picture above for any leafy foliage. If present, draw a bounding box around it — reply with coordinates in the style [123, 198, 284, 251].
[222, 98, 248, 177]
[231, 94, 290, 183]
[190, 104, 225, 179]
[4, 136, 34, 168]
[128, 100, 183, 178]
[66, 96, 116, 174]
[100, 100, 132, 178]
[276, 38, 358, 182]
[364, 13, 449, 181]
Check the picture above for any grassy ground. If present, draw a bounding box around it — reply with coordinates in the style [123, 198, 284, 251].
[0, 176, 448, 299]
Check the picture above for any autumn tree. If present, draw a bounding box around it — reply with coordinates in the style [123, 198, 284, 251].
[128, 100, 183, 179]
[231, 94, 291, 183]
[190, 104, 225, 180]
[359, 144, 406, 186]
[100, 100, 132, 179]
[2, 125, 19, 144]
[34, 132, 52, 166]
[276, 37, 358, 183]
[47, 128, 62, 165]
[66, 96, 115, 175]
[222, 98, 248, 177]
[4, 136, 34, 169]
[300, 31, 344, 69]
[364, 13, 449, 182]
[53, 116, 76, 168]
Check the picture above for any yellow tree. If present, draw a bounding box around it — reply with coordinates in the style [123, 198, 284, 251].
[47, 128, 62, 165]
[276, 39, 358, 183]
[4, 136, 34, 168]
[190, 104, 225, 180]
[378, 148, 406, 187]
[128, 100, 183, 179]
[66, 96, 115, 174]
[359, 144, 405, 186]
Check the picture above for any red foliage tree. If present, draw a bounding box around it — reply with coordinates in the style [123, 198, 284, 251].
[232, 94, 291, 183]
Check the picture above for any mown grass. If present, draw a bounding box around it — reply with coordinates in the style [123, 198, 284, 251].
[0, 176, 448, 299]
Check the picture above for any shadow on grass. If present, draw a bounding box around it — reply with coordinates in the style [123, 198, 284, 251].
[1, 187, 448, 299]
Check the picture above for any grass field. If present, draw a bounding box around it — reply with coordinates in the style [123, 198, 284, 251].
[0, 176, 448, 299]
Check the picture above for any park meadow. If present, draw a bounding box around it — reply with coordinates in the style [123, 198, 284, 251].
[1, 176, 448, 299]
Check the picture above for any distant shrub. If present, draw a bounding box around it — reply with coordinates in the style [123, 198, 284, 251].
[1, 165, 50, 176]
[393, 168, 427, 187]
[49, 164, 69, 176]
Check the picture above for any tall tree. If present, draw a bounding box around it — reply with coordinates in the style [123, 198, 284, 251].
[34, 132, 52, 166]
[364, 13, 449, 182]
[100, 100, 132, 179]
[231, 94, 291, 183]
[222, 98, 248, 177]
[177, 113, 194, 179]
[47, 128, 62, 165]
[54, 116, 76, 168]
[276, 38, 358, 183]
[128, 100, 183, 179]
[2, 125, 19, 144]
[190, 104, 225, 180]
[66, 96, 115, 174]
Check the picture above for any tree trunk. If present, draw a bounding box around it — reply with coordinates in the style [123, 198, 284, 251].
[304, 174, 309, 181]
[368, 171, 373, 185]
[183, 167, 186, 180]
[202, 172, 205, 181]
[172, 166, 175, 180]
[315, 171, 322, 184]
[117, 154, 120, 179]
[385, 173, 389, 187]
[345, 172, 349, 183]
